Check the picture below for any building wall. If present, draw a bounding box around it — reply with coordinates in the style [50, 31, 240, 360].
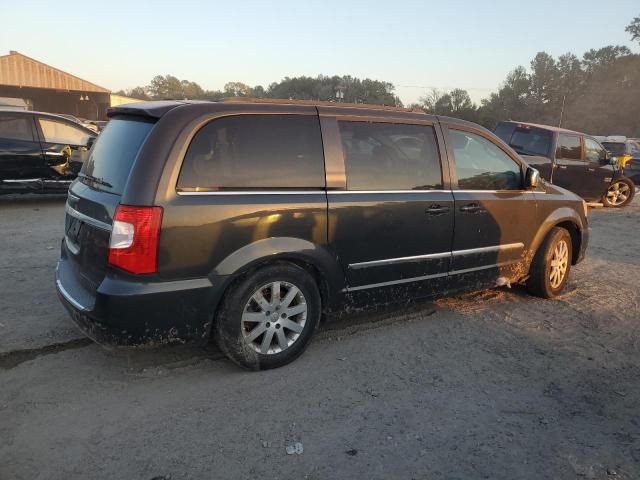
[0, 86, 110, 120]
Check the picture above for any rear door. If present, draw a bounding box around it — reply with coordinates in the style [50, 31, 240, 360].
[0, 113, 44, 180]
[326, 115, 454, 291]
[60, 117, 155, 301]
[552, 134, 590, 197]
[443, 124, 537, 284]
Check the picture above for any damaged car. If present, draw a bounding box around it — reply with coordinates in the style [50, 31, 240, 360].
[56, 100, 589, 370]
[0, 109, 97, 194]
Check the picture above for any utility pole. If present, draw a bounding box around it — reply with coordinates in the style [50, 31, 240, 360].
[558, 95, 566, 128]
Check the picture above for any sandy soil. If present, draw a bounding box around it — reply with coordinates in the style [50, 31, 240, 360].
[0, 195, 638, 479]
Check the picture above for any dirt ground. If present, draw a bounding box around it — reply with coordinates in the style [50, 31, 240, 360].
[1, 194, 639, 480]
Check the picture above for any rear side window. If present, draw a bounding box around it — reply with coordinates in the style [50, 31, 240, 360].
[38, 118, 92, 146]
[177, 115, 325, 190]
[450, 129, 522, 190]
[556, 134, 582, 160]
[0, 115, 34, 142]
[338, 121, 442, 190]
[82, 118, 154, 195]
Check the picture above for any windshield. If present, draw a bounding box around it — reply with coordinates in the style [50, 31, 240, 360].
[601, 142, 627, 155]
[81, 117, 155, 194]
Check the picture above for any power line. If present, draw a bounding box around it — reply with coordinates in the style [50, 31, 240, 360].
[397, 84, 496, 91]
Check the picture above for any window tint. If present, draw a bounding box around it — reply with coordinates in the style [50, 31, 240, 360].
[82, 118, 154, 195]
[585, 138, 606, 162]
[556, 134, 582, 160]
[450, 129, 522, 190]
[507, 127, 552, 156]
[601, 142, 626, 156]
[39, 118, 92, 146]
[178, 115, 325, 190]
[0, 115, 34, 142]
[338, 121, 442, 190]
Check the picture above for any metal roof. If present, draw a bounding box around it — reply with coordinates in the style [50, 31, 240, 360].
[0, 51, 109, 93]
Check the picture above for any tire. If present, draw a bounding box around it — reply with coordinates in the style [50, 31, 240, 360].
[527, 227, 572, 299]
[602, 177, 635, 208]
[214, 262, 321, 370]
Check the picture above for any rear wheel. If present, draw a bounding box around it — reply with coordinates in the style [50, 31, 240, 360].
[527, 227, 572, 298]
[602, 178, 635, 208]
[214, 263, 321, 370]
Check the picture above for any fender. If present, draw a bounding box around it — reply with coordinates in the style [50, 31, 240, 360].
[528, 206, 586, 265]
[211, 237, 346, 306]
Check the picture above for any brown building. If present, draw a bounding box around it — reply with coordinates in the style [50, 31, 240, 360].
[0, 51, 110, 120]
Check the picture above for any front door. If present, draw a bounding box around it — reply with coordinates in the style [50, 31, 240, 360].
[327, 118, 454, 291]
[583, 137, 614, 201]
[443, 125, 537, 285]
[34, 116, 94, 177]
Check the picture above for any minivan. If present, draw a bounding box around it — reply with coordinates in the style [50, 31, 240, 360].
[56, 100, 588, 369]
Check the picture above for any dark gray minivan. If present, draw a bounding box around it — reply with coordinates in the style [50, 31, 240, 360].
[56, 100, 589, 369]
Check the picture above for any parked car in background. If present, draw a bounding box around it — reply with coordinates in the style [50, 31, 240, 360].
[495, 121, 635, 208]
[57, 114, 101, 134]
[56, 100, 589, 370]
[600, 136, 635, 168]
[0, 109, 97, 194]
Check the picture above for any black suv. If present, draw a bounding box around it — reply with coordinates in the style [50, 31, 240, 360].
[494, 121, 635, 208]
[0, 109, 97, 194]
[56, 100, 589, 369]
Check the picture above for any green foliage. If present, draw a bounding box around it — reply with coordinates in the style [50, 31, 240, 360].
[625, 16, 640, 44]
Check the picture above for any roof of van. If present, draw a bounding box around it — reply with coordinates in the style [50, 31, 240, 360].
[107, 98, 429, 119]
[499, 120, 583, 136]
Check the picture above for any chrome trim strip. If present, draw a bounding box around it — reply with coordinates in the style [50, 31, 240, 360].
[452, 242, 524, 256]
[56, 278, 89, 312]
[176, 190, 326, 196]
[329, 190, 447, 194]
[65, 203, 112, 232]
[343, 259, 521, 292]
[348, 243, 524, 270]
[344, 272, 448, 292]
[349, 251, 450, 269]
[454, 190, 534, 194]
[449, 260, 519, 276]
[2, 178, 42, 183]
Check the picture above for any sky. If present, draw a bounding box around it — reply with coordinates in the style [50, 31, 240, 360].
[2, 0, 638, 105]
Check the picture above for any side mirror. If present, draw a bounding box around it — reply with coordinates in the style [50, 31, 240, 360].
[525, 167, 540, 189]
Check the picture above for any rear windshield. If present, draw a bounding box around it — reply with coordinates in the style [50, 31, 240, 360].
[601, 142, 627, 155]
[495, 123, 552, 157]
[81, 117, 154, 194]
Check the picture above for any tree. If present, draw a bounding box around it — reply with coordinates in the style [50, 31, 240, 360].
[114, 86, 149, 100]
[224, 82, 253, 97]
[626, 15, 640, 44]
[582, 46, 632, 74]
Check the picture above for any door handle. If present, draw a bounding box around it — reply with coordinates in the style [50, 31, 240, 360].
[459, 203, 484, 214]
[587, 167, 595, 172]
[45, 151, 65, 157]
[558, 165, 567, 170]
[425, 204, 450, 215]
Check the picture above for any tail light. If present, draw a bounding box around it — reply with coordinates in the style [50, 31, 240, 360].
[108, 205, 163, 274]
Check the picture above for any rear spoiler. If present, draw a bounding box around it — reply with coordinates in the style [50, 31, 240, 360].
[107, 100, 189, 119]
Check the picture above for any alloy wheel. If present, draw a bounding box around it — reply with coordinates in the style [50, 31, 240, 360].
[606, 181, 631, 206]
[549, 239, 569, 289]
[241, 281, 307, 354]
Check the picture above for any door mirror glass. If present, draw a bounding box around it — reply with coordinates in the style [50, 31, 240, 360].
[525, 167, 540, 189]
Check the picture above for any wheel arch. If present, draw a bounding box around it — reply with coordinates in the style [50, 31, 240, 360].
[529, 208, 585, 267]
[205, 237, 346, 338]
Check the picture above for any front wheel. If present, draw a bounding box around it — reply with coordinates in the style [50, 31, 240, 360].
[214, 263, 321, 370]
[527, 227, 572, 299]
[602, 178, 635, 208]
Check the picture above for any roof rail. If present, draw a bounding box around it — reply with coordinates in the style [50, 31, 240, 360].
[222, 97, 424, 113]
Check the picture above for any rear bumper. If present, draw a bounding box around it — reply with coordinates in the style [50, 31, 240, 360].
[55, 256, 221, 346]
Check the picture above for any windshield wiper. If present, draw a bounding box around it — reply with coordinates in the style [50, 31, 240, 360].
[78, 172, 113, 188]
